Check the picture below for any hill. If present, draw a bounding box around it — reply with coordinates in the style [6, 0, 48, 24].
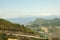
[6, 17, 36, 25]
[30, 18, 60, 27]
[6, 16, 60, 25]
[29, 18, 60, 38]
[0, 19, 39, 35]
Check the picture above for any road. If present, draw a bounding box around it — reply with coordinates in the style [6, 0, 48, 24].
[7, 33, 40, 39]
[13, 34, 40, 39]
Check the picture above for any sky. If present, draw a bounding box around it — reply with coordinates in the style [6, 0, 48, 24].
[0, 0, 60, 18]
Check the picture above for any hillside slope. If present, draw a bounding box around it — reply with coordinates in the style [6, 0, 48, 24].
[30, 18, 60, 27]
[0, 19, 39, 35]
[29, 18, 60, 38]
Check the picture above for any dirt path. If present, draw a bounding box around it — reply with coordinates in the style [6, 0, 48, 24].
[8, 38, 18, 40]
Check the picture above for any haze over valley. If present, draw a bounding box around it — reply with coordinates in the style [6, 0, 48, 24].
[0, 0, 60, 40]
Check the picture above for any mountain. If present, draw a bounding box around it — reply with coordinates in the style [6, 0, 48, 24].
[6, 16, 60, 25]
[0, 19, 44, 40]
[30, 18, 60, 27]
[29, 18, 60, 32]
[29, 18, 60, 38]
[0, 18, 39, 35]
[6, 17, 36, 25]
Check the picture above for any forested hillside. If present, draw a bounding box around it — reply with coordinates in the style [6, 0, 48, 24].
[30, 18, 60, 27]
[29, 18, 60, 38]
[0, 19, 39, 35]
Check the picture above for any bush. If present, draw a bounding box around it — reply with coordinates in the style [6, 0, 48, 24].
[51, 38, 60, 40]
[0, 33, 8, 40]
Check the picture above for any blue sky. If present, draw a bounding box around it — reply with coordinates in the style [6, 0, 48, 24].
[0, 0, 60, 18]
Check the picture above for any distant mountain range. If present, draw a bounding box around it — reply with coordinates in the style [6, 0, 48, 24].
[30, 18, 60, 27]
[6, 17, 36, 25]
[6, 16, 60, 25]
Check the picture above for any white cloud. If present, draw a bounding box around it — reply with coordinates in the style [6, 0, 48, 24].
[0, 8, 60, 18]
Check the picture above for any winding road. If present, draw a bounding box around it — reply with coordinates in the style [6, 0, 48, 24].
[7, 33, 40, 39]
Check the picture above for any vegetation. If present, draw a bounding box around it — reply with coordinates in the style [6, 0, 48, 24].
[1, 18, 60, 40]
[0, 18, 43, 40]
[29, 18, 60, 33]
[0, 19, 39, 35]
[0, 32, 8, 40]
[30, 18, 60, 27]
[18, 36, 49, 40]
[29, 18, 60, 38]
[51, 38, 60, 40]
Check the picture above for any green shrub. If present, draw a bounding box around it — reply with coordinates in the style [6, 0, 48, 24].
[0, 33, 8, 40]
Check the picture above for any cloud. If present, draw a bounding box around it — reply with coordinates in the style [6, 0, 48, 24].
[0, 8, 60, 18]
